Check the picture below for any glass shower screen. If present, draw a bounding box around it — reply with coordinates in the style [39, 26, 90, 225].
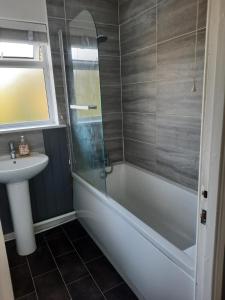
[62, 10, 106, 192]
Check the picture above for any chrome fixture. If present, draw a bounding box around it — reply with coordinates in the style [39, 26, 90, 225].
[70, 104, 97, 110]
[97, 35, 108, 44]
[8, 141, 16, 159]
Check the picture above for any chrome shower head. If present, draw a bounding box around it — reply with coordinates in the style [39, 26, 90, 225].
[97, 35, 108, 43]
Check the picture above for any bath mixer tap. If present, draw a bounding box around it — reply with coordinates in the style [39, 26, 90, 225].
[8, 141, 16, 159]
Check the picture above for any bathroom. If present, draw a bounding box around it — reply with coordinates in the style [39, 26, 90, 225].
[0, 0, 225, 299]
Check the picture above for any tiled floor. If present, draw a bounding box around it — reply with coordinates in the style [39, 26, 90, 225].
[6, 220, 138, 300]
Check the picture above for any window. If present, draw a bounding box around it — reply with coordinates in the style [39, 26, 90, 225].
[0, 40, 57, 130]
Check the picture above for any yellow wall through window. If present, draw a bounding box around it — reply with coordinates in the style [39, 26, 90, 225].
[0, 68, 49, 124]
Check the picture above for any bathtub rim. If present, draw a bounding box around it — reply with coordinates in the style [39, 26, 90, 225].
[72, 169, 196, 278]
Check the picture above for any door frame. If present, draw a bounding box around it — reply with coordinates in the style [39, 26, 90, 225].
[195, 0, 225, 298]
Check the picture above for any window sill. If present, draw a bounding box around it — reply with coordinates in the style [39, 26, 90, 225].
[0, 124, 67, 135]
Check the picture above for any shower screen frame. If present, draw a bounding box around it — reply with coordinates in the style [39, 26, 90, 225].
[58, 10, 107, 193]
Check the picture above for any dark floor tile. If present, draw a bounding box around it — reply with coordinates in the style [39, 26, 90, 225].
[47, 233, 73, 257]
[63, 220, 87, 241]
[86, 257, 123, 293]
[17, 292, 37, 300]
[68, 276, 104, 300]
[105, 283, 138, 300]
[6, 240, 26, 268]
[35, 233, 46, 248]
[34, 270, 70, 300]
[44, 226, 64, 239]
[27, 246, 56, 277]
[55, 252, 88, 284]
[73, 236, 103, 263]
[10, 264, 34, 299]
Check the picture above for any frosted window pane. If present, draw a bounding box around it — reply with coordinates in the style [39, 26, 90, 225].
[0, 42, 34, 58]
[72, 48, 98, 61]
[0, 68, 49, 124]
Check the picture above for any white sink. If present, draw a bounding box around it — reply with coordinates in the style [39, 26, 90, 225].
[0, 152, 49, 256]
[0, 153, 48, 183]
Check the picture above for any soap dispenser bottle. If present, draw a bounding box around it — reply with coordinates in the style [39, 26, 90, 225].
[18, 136, 30, 156]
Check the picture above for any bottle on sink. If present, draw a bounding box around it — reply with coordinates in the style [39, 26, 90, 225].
[18, 136, 30, 157]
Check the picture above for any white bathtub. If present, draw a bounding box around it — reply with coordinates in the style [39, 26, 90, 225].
[73, 163, 197, 300]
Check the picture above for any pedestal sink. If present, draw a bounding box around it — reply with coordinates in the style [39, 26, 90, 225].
[0, 153, 49, 255]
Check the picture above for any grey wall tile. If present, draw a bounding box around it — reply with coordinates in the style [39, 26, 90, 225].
[99, 56, 121, 86]
[157, 33, 195, 82]
[123, 113, 156, 144]
[124, 139, 156, 172]
[196, 29, 206, 80]
[120, 7, 156, 55]
[101, 85, 122, 113]
[156, 147, 199, 190]
[0, 131, 45, 156]
[156, 80, 203, 117]
[65, 0, 118, 25]
[122, 82, 156, 113]
[103, 113, 122, 139]
[156, 114, 201, 153]
[96, 24, 120, 57]
[157, 0, 197, 43]
[119, 0, 207, 190]
[48, 18, 66, 53]
[156, 114, 200, 189]
[119, 0, 156, 24]
[105, 138, 123, 162]
[122, 45, 156, 84]
[46, 0, 65, 18]
[198, 0, 208, 29]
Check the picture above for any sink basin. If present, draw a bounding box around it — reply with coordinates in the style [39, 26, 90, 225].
[0, 153, 48, 183]
[0, 152, 49, 256]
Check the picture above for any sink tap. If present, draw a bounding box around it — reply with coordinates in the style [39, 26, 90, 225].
[8, 141, 16, 159]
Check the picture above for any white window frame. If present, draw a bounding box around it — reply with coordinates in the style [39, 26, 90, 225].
[0, 42, 59, 132]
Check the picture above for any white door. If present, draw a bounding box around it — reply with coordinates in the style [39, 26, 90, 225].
[0, 221, 14, 300]
[195, 0, 225, 298]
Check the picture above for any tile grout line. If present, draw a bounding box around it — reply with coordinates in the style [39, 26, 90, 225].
[66, 274, 90, 287]
[119, 4, 157, 26]
[32, 268, 58, 280]
[122, 76, 204, 87]
[124, 136, 200, 154]
[61, 226, 107, 300]
[26, 257, 39, 300]
[16, 291, 38, 300]
[118, 0, 125, 162]
[45, 239, 72, 300]
[82, 254, 104, 265]
[121, 27, 206, 58]
[103, 281, 125, 294]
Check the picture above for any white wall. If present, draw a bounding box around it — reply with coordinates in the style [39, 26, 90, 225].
[0, 0, 47, 24]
